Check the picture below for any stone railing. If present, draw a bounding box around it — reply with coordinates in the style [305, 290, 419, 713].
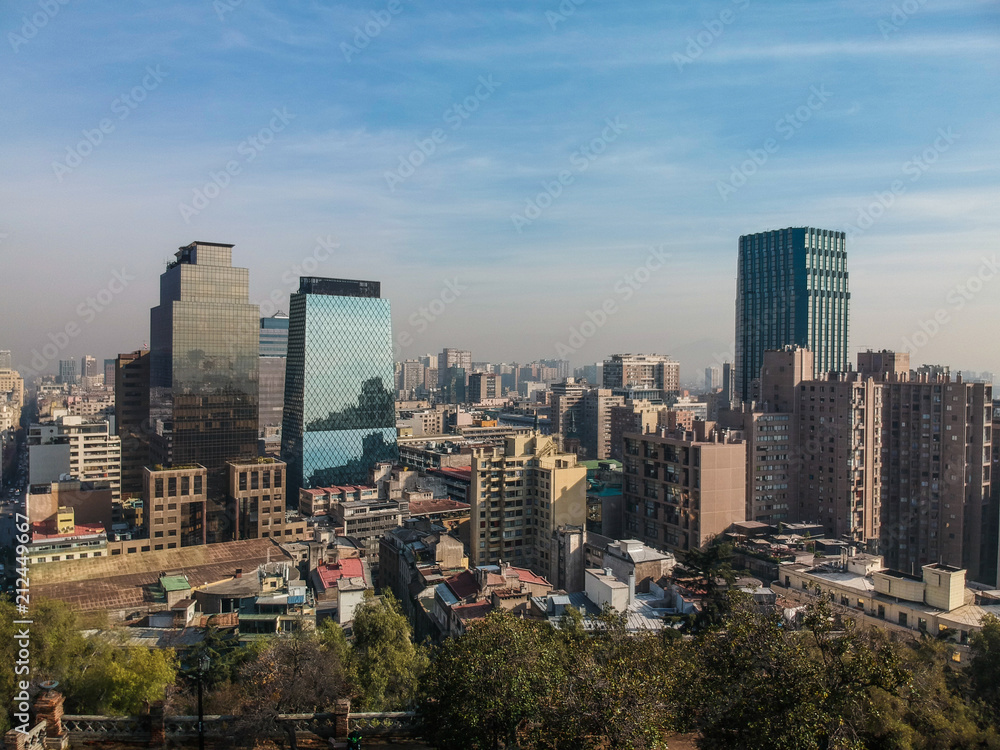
[349, 711, 418, 736]
[2, 719, 48, 750]
[61, 715, 148, 740]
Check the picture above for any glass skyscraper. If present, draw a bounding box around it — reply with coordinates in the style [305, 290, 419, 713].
[259, 312, 289, 435]
[149, 242, 260, 491]
[282, 277, 397, 500]
[735, 227, 849, 403]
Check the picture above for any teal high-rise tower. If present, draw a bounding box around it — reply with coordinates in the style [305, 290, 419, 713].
[735, 227, 849, 403]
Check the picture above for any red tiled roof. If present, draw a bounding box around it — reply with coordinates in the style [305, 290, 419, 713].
[445, 570, 479, 600]
[32, 522, 106, 540]
[315, 558, 365, 588]
[452, 601, 493, 621]
[508, 566, 550, 586]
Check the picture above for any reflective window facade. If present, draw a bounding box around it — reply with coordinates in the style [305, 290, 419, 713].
[282, 278, 397, 500]
[149, 242, 260, 499]
[259, 313, 289, 434]
[735, 227, 849, 403]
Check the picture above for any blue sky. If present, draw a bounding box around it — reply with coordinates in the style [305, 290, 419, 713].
[1, 0, 999, 381]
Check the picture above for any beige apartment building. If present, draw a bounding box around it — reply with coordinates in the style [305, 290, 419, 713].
[603, 354, 680, 396]
[470, 433, 587, 584]
[227, 457, 304, 541]
[621, 421, 746, 554]
[29, 415, 122, 501]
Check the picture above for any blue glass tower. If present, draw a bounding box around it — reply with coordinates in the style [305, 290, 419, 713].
[282, 277, 397, 501]
[734, 227, 849, 403]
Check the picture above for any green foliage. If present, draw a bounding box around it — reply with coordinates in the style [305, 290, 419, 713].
[418, 609, 563, 750]
[970, 614, 1000, 721]
[676, 538, 738, 630]
[71, 645, 177, 715]
[348, 591, 428, 710]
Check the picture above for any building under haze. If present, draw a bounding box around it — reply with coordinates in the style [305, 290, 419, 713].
[115, 350, 150, 497]
[282, 277, 397, 501]
[148, 242, 260, 509]
[259, 312, 289, 437]
[734, 227, 849, 404]
[603, 354, 680, 399]
[59, 358, 78, 386]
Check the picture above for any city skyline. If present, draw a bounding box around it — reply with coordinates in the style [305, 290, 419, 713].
[1, 1, 998, 377]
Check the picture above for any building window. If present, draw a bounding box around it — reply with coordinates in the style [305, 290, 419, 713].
[263, 472, 271, 489]
[194, 475, 203, 494]
[898, 612, 908, 627]
[168, 477, 177, 496]
[181, 476, 190, 495]
[239, 472, 247, 491]
[155, 478, 164, 497]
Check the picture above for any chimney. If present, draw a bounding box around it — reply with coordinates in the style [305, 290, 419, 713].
[234, 568, 243, 578]
[628, 571, 636, 605]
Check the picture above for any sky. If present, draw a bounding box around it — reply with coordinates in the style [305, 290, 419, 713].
[1, 0, 999, 384]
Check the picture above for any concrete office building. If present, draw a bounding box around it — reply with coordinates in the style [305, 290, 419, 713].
[226, 457, 299, 541]
[621, 421, 746, 554]
[734, 227, 850, 403]
[438, 349, 472, 385]
[469, 372, 501, 403]
[143, 464, 208, 548]
[59, 359, 78, 385]
[469, 433, 587, 584]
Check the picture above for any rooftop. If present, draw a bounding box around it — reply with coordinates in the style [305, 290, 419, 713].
[315, 557, 366, 589]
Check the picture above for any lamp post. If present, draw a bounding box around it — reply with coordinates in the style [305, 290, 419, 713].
[197, 655, 210, 750]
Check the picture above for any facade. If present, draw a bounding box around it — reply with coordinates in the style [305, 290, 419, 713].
[143, 464, 208, 548]
[550, 378, 587, 452]
[82, 355, 98, 378]
[469, 433, 587, 584]
[468, 372, 501, 403]
[28, 415, 122, 500]
[437, 349, 472, 385]
[226, 458, 295, 540]
[149, 242, 260, 494]
[622, 422, 746, 553]
[397, 359, 425, 398]
[58, 358, 78, 385]
[115, 350, 151, 497]
[259, 312, 289, 437]
[282, 277, 397, 500]
[0, 350, 10, 369]
[734, 227, 849, 403]
[603, 354, 680, 398]
[581, 388, 625, 460]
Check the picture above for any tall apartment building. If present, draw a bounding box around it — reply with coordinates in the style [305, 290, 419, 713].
[438, 349, 472, 385]
[621, 421, 746, 554]
[873, 369, 993, 582]
[0, 351, 11, 370]
[705, 366, 721, 392]
[609, 401, 666, 462]
[143, 464, 207, 548]
[550, 379, 587, 451]
[82, 355, 98, 378]
[28, 415, 122, 501]
[259, 313, 289, 436]
[282, 277, 397, 500]
[0, 368, 24, 412]
[149, 242, 260, 490]
[397, 360, 425, 397]
[115, 350, 150, 497]
[104, 359, 116, 385]
[468, 372, 501, 403]
[469, 433, 586, 584]
[603, 354, 680, 397]
[581, 388, 625, 460]
[734, 227, 849, 403]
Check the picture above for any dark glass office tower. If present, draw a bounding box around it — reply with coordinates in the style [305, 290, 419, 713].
[149, 242, 260, 498]
[734, 227, 849, 403]
[282, 277, 397, 501]
[259, 313, 289, 435]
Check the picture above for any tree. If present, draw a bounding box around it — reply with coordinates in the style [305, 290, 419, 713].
[348, 592, 428, 710]
[970, 614, 1000, 721]
[71, 645, 177, 715]
[418, 609, 562, 750]
[675, 538, 737, 630]
[230, 632, 348, 750]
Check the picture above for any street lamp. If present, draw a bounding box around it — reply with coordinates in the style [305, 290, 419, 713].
[197, 655, 210, 750]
